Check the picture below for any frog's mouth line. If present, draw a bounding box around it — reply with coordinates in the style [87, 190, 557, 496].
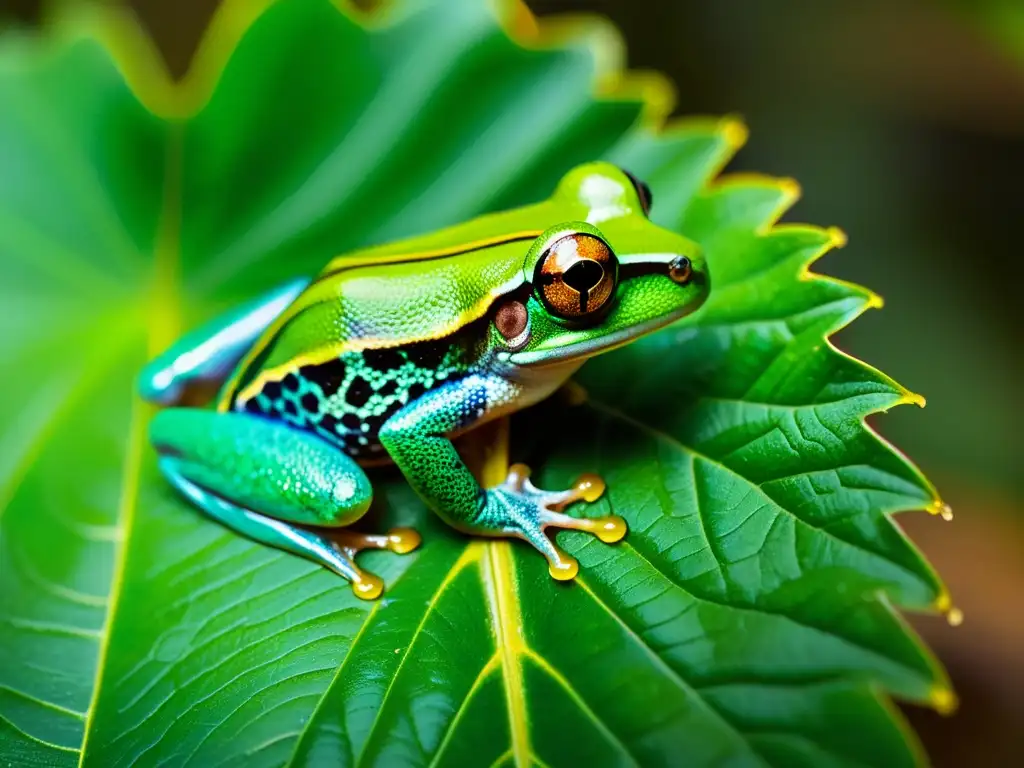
[507, 302, 701, 367]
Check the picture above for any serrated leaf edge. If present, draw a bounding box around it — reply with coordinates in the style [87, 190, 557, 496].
[12, 0, 958, 764]
[693, 165, 957, 711]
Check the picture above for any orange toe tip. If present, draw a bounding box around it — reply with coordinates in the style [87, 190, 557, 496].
[573, 473, 606, 503]
[548, 556, 579, 581]
[387, 527, 422, 554]
[352, 573, 384, 600]
[595, 516, 627, 543]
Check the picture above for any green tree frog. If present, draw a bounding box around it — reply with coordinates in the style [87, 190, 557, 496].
[140, 162, 709, 599]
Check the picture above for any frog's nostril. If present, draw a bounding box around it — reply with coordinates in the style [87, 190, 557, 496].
[563, 259, 604, 292]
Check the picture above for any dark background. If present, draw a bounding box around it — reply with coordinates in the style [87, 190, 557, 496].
[3, 0, 1022, 764]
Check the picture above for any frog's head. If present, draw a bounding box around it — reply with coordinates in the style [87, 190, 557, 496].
[490, 162, 709, 369]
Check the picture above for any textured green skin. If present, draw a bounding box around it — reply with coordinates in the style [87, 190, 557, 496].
[151, 409, 372, 526]
[378, 374, 521, 531]
[140, 162, 709, 582]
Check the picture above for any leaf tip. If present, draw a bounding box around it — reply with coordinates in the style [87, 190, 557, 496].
[600, 68, 677, 124]
[504, 0, 541, 39]
[826, 225, 849, 249]
[719, 115, 749, 150]
[776, 176, 802, 204]
[927, 500, 954, 521]
[899, 389, 926, 409]
[934, 588, 964, 629]
[928, 685, 959, 716]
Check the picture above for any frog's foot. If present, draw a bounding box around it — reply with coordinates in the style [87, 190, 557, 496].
[162, 458, 421, 600]
[327, 528, 422, 600]
[487, 463, 626, 581]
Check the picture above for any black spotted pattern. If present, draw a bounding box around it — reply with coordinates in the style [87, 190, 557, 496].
[235, 334, 473, 459]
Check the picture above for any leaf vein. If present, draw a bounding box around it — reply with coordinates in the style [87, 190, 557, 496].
[354, 545, 481, 766]
[522, 650, 639, 767]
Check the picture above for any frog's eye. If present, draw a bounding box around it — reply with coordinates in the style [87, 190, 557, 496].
[621, 168, 653, 216]
[534, 233, 619, 321]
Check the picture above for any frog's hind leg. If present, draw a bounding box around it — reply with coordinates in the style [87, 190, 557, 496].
[151, 408, 420, 599]
[162, 469, 391, 596]
[139, 278, 309, 406]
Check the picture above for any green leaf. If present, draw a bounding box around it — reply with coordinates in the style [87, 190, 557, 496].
[0, 0, 953, 766]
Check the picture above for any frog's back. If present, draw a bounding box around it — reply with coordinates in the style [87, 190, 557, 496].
[216, 208, 550, 458]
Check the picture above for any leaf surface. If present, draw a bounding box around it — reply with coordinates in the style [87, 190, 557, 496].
[0, 1, 951, 766]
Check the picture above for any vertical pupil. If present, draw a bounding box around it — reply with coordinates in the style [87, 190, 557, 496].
[563, 260, 603, 292]
[563, 259, 604, 313]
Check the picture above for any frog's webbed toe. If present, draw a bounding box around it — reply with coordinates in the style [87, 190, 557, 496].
[488, 464, 627, 580]
[328, 528, 422, 599]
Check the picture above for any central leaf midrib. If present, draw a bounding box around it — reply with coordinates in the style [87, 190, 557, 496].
[76, 126, 185, 767]
[482, 542, 530, 768]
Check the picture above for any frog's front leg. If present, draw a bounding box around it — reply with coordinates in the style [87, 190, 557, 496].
[150, 409, 420, 599]
[379, 375, 626, 579]
[139, 278, 308, 406]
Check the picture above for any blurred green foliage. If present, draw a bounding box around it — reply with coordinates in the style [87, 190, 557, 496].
[948, 0, 1024, 61]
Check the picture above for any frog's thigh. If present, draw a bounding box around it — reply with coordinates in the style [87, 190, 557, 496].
[150, 409, 419, 598]
[151, 408, 372, 527]
[139, 278, 308, 405]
